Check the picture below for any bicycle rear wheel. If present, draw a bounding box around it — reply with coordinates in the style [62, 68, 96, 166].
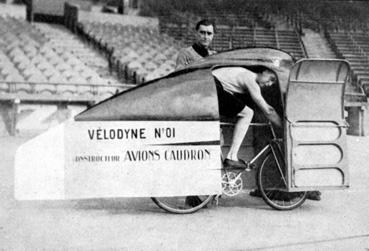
[151, 195, 215, 214]
[257, 151, 307, 210]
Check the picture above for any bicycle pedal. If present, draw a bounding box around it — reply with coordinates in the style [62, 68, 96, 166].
[245, 163, 255, 172]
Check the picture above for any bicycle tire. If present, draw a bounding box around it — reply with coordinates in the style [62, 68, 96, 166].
[257, 151, 307, 210]
[151, 195, 215, 214]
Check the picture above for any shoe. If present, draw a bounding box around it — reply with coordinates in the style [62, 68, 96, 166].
[250, 189, 289, 200]
[249, 189, 262, 198]
[306, 191, 321, 201]
[250, 189, 302, 201]
[185, 196, 206, 207]
[268, 191, 299, 201]
[223, 158, 248, 170]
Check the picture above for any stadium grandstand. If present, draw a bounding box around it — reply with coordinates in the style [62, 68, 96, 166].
[0, 0, 368, 136]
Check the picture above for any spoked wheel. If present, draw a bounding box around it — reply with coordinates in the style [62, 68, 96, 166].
[257, 151, 307, 210]
[151, 195, 215, 214]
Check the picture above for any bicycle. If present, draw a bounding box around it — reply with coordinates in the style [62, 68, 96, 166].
[151, 122, 307, 214]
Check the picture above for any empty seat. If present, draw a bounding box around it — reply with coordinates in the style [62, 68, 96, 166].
[5, 73, 24, 82]
[49, 73, 68, 83]
[55, 63, 72, 73]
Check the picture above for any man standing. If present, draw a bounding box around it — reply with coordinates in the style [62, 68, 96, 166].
[175, 19, 216, 70]
[178, 19, 216, 207]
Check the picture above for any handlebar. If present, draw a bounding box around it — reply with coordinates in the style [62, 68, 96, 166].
[220, 122, 271, 126]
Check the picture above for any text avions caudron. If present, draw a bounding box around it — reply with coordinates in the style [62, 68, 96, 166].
[74, 149, 212, 163]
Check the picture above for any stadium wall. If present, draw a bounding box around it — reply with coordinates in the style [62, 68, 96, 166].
[77, 9, 158, 27]
[26, 0, 92, 23]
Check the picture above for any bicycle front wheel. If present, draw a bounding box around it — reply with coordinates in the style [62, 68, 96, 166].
[151, 195, 215, 214]
[257, 152, 307, 210]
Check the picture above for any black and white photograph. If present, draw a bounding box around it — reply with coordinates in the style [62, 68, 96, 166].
[0, 0, 368, 250]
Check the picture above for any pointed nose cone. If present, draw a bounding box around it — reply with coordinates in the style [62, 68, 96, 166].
[75, 70, 219, 121]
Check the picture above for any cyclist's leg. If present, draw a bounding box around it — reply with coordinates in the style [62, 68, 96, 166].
[216, 78, 251, 162]
[227, 106, 253, 161]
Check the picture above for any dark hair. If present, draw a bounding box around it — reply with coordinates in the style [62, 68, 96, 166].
[195, 19, 216, 32]
[263, 69, 277, 84]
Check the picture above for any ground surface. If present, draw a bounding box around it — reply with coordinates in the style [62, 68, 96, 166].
[0, 134, 369, 250]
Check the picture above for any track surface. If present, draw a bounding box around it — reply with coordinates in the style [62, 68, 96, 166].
[1, 134, 369, 250]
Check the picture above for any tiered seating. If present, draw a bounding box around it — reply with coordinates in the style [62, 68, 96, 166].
[159, 23, 305, 59]
[204, 10, 259, 28]
[351, 33, 369, 93]
[231, 27, 254, 49]
[254, 29, 276, 47]
[212, 26, 233, 51]
[78, 21, 181, 84]
[150, 0, 369, 37]
[327, 31, 369, 96]
[79, 10, 158, 28]
[152, 1, 306, 59]
[276, 30, 305, 59]
[0, 17, 125, 100]
[159, 22, 188, 42]
[34, 23, 117, 84]
[276, 0, 369, 33]
[156, 2, 272, 30]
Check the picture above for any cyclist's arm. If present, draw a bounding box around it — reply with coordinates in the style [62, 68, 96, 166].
[246, 81, 283, 128]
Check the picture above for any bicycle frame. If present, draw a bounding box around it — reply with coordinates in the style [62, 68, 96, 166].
[221, 122, 289, 191]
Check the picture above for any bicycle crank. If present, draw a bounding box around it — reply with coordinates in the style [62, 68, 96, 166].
[221, 171, 243, 196]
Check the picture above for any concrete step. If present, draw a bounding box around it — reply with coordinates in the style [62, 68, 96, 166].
[301, 29, 337, 58]
[351, 65, 369, 70]
[346, 59, 369, 63]
[353, 68, 369, 73]
[338, 48, 360, 53]
[342, 53, 365, 57]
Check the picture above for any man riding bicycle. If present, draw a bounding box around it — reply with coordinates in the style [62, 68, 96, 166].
[212, 66, 282, 169]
